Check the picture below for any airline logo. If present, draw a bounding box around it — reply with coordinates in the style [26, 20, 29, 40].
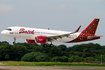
[19, 28, 34, 34]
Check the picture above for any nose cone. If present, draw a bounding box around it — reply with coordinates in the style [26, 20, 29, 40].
[1, 31, 7, 35]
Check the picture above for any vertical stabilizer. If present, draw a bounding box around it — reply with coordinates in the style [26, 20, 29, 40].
[81, 18, 100, 35]
[69, 18, 100, 43]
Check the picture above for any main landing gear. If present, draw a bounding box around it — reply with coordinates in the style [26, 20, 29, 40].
[13, 38, 16, 44]
[43, 43, 53, 47]
[50, 42, 53, 47]
[50, 44, 53, 47]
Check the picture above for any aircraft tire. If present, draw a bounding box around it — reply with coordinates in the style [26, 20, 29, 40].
[50, 44, 53, 47]
[43, 44, 47, 47]
[13, 42, 15, 44]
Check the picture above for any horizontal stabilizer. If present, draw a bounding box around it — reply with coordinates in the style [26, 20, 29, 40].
[87, 35, 102, 39]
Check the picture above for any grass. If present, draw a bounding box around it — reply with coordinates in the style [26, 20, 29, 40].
[0, 61, 105, 66]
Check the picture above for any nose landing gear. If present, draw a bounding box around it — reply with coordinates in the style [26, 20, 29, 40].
[13, 38, 16, 44]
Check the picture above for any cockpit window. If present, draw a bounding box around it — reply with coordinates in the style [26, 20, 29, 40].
[6, 28, 12, 31]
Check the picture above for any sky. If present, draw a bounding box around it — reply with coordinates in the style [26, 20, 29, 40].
[0, 0, 105, 47]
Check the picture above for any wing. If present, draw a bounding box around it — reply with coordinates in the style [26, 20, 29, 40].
[46, 25, 81, 41]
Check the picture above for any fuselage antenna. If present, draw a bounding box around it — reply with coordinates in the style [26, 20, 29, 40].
[48, 28, 50, 30]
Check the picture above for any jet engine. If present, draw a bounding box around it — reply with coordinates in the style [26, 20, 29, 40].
[26, 36, 46, 44]
[35, 36, 46, 44]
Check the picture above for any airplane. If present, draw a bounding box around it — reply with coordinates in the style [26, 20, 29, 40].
[1, 18, 101, 47]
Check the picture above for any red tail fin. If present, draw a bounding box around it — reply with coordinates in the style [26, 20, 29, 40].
[81, 18, 100, 35]
[70, 18, 100, 43]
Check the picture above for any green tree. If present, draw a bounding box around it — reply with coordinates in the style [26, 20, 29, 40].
[0, 41, 9, 45]
[0, 55, 2, 60]
[68, 56, 84, 62]
[58, 45, 67, 51]
[21, 52, 49, 62]
[82, 48, 95, 58]
[13, 45, 28, 61]
[60, 56, 68, 62]
[68, 51, 75, 57]
[50, 56, 68, 62]
[71, 44, 87, 52]
[36, 54, 49, 62]
[84, 57, 96, 63]
[32, 45, 42, 52]
[50, 56, 60, 62]
[74, 51, 82, 57]
[0, 44, 14, 61]
[4, 54, 9, 61]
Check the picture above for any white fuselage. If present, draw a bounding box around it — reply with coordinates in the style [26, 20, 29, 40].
[1, 26, 80, 43]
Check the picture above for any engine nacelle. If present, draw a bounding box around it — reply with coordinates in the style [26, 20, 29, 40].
[35, 36, 46, 44]
[26, 39, 36, 44]
[26, 36, 46, 44]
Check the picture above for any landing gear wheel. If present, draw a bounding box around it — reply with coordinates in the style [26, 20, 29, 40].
[50, 44, 53, 47]
[13, 42, 15, 44]
[43, 44, 47, 47]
